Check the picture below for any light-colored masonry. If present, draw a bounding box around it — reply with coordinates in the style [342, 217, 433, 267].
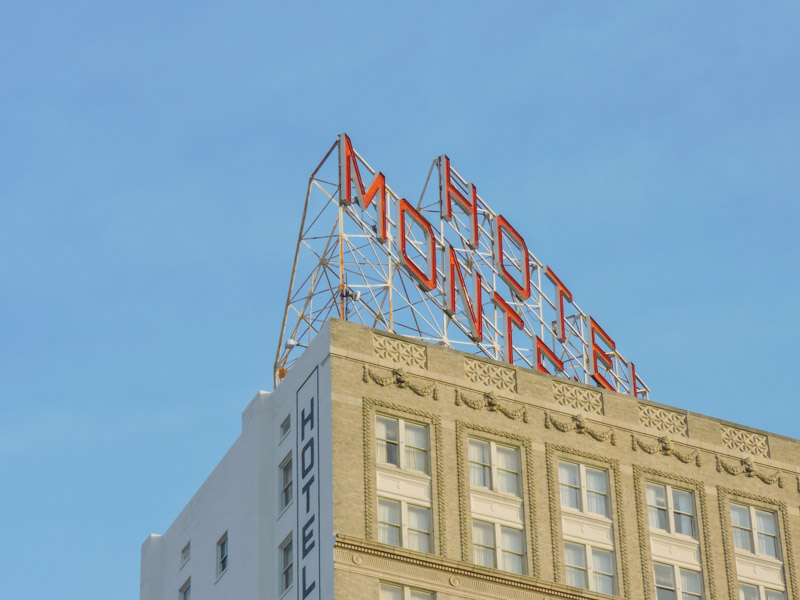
[142, 319, 800, 600]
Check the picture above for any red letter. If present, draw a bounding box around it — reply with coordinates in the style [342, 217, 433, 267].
[589, 317, 616, 391]
[396, 199, 437, 291]
[536, 337, 563, 374]
[545, 266, 573, 342]
[339, 133, 388, 242]
[440, 155, 479, 248]
[492, 292, 524, 364]
[494, 215, 531, 300]
[445, 245, 483, 341]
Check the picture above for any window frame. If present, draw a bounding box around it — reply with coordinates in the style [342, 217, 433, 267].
[738, 582, 787, 600]
[646, 482, 698, 539]
[468, 437, 522, 497]
[379, 582, 435, 600]
[279, 453, 293, 511]
[557, 460, 611, 519]
[376, 414, 430, 475]
[563, 540, 616, 595]
[279, 534, 293, 595]
[653, 562, 703, 600]
[179, 577, 191, 600]
[180, 541, 191, 568]
[216, 532, 229, 579]
[377, 496, 433, 554]
[471, 518, 526, 575]
[730, 503, 782, 560]
[279, 414, 291, 440]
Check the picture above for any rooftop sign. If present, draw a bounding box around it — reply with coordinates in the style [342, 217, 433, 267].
[275, 134, 648, 398]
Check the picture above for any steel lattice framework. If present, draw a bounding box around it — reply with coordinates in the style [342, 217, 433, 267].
[274, 134, 649, 399]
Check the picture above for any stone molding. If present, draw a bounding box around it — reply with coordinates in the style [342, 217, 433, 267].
[551, 381, 604, 416]
[715, 455, 783, 488]
[638, 404, 689, 437]
[373, 333, 427, 369]
[717, 487, 797, 600]
[361, 396, 447, 555]
[454, 421, 540, 578]
[463, 357, 517, 392]
[454, 389, 529, 422]
[544, 412, 616, 446]
[720, 425, 770, 459]
[545, 443, 630, 598]
[631, 465, 715, 600]
[363, 365, 439, 400]
[631, 434, 701, 467]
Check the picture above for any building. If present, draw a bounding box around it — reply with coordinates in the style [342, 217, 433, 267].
[140, 318, 799, 600]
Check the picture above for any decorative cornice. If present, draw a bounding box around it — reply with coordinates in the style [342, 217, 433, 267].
[638, 404, 688, 438]
[545, 443, 630, 599]
[717, 487, 797, 600]
[544, 412, 616, 445]
[631, 434, 701, 467]
[373, 333, 427, 369]
[454, 389, 529, 422]
[454, 421, 540, 578]
[720, 424, 769, 458]
[463, 357, 516, 392]
[363, 365, 439, 400]
[632, 465, 715, 600]
[715, 455, 783, 487]
[361, 396, 446, 555]
[552, 380, 604, 416]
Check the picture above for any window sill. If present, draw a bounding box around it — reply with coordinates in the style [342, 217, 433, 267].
[215, 568, 228, 584]
[376, 463, 431, 480]
[278, 501, 294, 519]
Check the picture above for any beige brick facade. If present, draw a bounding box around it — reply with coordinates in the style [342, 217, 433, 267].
[326, 319, 800, 600]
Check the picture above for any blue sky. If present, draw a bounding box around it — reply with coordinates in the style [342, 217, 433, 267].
[1, 2, 799, 597]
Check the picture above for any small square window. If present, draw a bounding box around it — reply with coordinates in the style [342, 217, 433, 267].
[179, 578, 191, 600]
[280, 414, 291, 439]
[216, 532, 228, 578]
[180, 541, 191, 567]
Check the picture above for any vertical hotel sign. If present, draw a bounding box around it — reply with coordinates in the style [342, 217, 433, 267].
[296, 369, 319, 599]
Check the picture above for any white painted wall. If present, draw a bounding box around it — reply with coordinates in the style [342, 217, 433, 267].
[140, 322, 334, 600]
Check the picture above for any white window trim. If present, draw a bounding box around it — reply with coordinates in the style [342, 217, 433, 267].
[558, 460, 611, 520]
[377, 496, 433, 553]
[647, 482, 698, 540]
[731, 504, 782, 561]
[279, 453, 293, 511]
[468, 438, 522, 498]
[215, 532, 228, 580]
[179, 577, 191, 600]
[564, 540, 616, 594]
[472, 519, 526, 575]
[376, 415, 431, 476]
[179, 541, 191, 569]
[379, 582, 435, 600]
[279, 534, 293, 595]
[279, 414, 291, 441]
[653, 562, 703, 600]
[738, 581, 787, 600]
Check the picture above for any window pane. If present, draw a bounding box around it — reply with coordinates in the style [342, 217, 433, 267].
[405, 423, 427, 448]
[497, 470, 519, 495]
[730, 505, 751, 528]
[410, 591, 434, 600]
[501, 527, 523, 553]
[407, 529, 431, 553]
[379, 499, 400, 524]
[469, 439, 490, 463]
[378, 440, 399, 466]
[564, 542, 586, 568]
[733, 529, 753, 552]
[565, 566, 587, 589]
[647, 483, 668, 508]
[649, 506, 669, 531]
[738, 584, 759, 600]
[764, 590, 786, 600]
[586, 468, 607, 494]
[380, 584, 404, 600]
[405, 447, 428, 474]
[560, 484, 580, 510]
[758, 533, 779, 557]
[377, 417, 399, 441]
[408, 505, 430, 532]
[592, 548, 613, 574]
[656, 589, 676, 600]
[474, 545, 495, 567]
[496, 445, 520, 472]
[472, 521, 494, 546]
[674, 513, 695, 537]
[672, 489, 694, 515]
[469, 440, 491, 488]
[502, 551, 524, 574]
[587, 491, 608, 517]
[471, 464, 491, 488]
[680, 569, 702, 594]
[559, 462, 580, 486]
[379, 523, 400, 546]
[594, 572, 614, 595]
[654, 563, 675, 588]
[756, 510, 777, 535]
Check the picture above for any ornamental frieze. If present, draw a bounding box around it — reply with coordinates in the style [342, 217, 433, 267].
[362, 365, 439, 400]
[715, 455, 783, 487]
[631, 434, 701, 467]
[453, 389, 528, 422]
[544, 412, 616, 445]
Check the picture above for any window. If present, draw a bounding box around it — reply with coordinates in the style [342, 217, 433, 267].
[376, 416, 429, 474]
[280, 454, 293, 510]
[280, 414, 291, 439]
[280, 535, 293, 593]
[179, 578, 191, 600]
[564, 542, 615, 594]
[216, 533, 228, 577]
[730, 505, 780, 558]
[739, 583, 785, 600]
[380, 583, 434, 600]
[558, 461, 609, 517]
[647, 483, 697, 538]
[653, 563, 703, 600]
[468, 439, 521, 496]
[472, 520, 525, 574]
[377, 498, 432, 553]
[180, 542, 190, 567]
